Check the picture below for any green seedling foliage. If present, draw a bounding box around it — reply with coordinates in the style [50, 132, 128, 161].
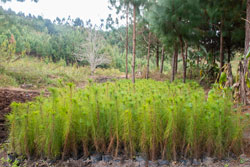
[7, 80, 247, 160]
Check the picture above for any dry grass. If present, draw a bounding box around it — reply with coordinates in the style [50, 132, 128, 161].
[1, 56, 124, 88]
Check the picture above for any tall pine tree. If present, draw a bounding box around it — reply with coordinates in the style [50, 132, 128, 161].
[147, 0, 202, 83]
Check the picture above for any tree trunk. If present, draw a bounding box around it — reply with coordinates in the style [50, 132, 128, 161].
[227, 32, 232, 63]
[185, 43, 188, 79]
[197, 47, 200, 66]
[174, 47, 178, 75]
[245, 0, 250, 56]
[240, 61, 247, 104]
[220, 18, 224, 71]
[172, 44, 178, 82]
[212, 47, 215, 64]
[179, 37, 186, 83]
[132, 4, 136, 83]
[160, 47, 165, 74]
[185, 43, 188, 61]
[226, 63, 233, 87]
[156, 43, 159, 69]
[227, 46, 231, 63]
[146, 32, 151, 79]
[171, 50, 175, 82]
[244, 0, 250, 70]
[125, 4, 129, 79]
[241, 0, 250, 105]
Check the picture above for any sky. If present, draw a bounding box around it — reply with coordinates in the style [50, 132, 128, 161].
[0, 0, 121, 26]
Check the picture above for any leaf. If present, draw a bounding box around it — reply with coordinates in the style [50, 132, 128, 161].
[247, 78, 250, 88]
[246, 47, 250, 59]
[219, 72, 227, 84]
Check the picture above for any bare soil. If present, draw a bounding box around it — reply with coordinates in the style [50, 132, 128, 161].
[0, 88, 41, 143]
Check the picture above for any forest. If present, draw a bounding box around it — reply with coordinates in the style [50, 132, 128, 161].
[0, 0, 250, 167]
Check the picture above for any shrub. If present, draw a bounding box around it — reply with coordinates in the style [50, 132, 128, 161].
[7, 80, 246, 160]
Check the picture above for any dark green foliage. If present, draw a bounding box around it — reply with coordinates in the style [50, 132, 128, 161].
[146, 0, 202, 47]
[7, 80, 246, 160]
[146, 0, 245, 75]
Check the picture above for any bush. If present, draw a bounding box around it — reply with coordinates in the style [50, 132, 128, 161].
[7, 80, 246, 160]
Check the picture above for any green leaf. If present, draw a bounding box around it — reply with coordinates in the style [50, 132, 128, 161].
[246, 48, 250, 59]
[247, 78, 250, 88]
[219, 72, 227, 84]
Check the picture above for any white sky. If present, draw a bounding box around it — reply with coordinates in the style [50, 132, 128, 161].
[0, 0, 121, 26]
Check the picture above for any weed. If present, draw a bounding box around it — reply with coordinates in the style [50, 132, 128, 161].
[1, 157, 20, 167]
[240, 158, 245, 164]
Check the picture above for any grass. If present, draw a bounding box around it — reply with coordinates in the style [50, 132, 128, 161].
[7, 80, 247, 161]
[0, 56, 124, 88]
[0, 74, 18, 87]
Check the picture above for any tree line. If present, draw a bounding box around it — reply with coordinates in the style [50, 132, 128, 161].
[0, 0, 249, 85]
[108, 0, 247, 83]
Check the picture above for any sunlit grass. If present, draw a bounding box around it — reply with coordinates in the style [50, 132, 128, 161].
[1, 56, 124, 88]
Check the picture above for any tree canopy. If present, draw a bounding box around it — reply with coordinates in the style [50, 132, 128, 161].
[0, 0, 247, 83]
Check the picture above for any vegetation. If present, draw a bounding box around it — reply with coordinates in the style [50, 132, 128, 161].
[0, 0, 247, 85]
[0, 6, 167, 79]
[74, 28, 111, 74]
[1, 0, 250, 164]
[0, 56, 123, 88]
[7, 80, 246, 160]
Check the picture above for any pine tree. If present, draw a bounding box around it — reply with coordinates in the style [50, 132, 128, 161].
[109, 0, 147, 83]
[147, 0, 202, 83]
